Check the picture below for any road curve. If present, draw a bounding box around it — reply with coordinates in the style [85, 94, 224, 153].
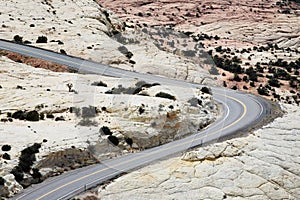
[0, 40, 272, 200]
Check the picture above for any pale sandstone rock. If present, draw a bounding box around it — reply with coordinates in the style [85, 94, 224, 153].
[97, 104, 300, 199]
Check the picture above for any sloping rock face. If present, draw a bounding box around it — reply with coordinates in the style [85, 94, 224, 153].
[97, 104, 300, 200]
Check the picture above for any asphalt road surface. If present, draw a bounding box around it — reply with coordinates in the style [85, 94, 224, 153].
[0, 40, 272, 200]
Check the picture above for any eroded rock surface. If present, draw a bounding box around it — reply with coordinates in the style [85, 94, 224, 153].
[97, 104, 300, 199]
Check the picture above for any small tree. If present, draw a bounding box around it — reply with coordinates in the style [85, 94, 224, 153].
[66, 83, 73, 92]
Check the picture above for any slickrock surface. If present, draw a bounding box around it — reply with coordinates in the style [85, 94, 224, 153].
[96, 104, 300, 200]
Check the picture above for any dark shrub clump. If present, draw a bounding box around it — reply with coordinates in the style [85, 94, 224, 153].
[1, 145, 11, 151]
[108, 135, 119, 146]
[155, 92, 176, 100]
[2, 153, 11, 160]
[91, 81, 107, 87]
[26, 111, 39, 121]
[100, 126, 112, 135]
[12, 110, 26, 120]
[200, 87, 212, 95]
[36, 36, 47, 43]
[125, 137, 133, 147]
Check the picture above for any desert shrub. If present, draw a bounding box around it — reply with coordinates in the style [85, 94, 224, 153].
[12, 110, 26, 120]
[209, 66, 219, 75]
[36, 36, 47, 43]
[13, 35, 23, 43]
[11, 166, 24, 182]
[108, 135, 119, 146]
[18, 143, 41, 173]
[60, 49, 67, 54]
[188, 97, 202, 107]
[125, 138, 133, 147]
[201, 87, 212, 95]
[268, 77, 281, 88]
[46, 113, 54, 118]
[231, 86, 237, 90]
[232, 73, 241, 82]
[2, 153, 10, 160]
[55, 116, 65, 121]
[155, 92, 176, 100]
[138, 107, 145, 114]
[182, 50, 196, 57]
[1, 145, 11, 151]
[242, 75, 249, 82]
[70, 107, 81, 117]
[0, 177, 5, 185]
[91, 81, 107, 87]
[118, 46, 133, 59]
[82, 106, 97, 118]
[100, 126, 112, 135]
[77, 118, 98, 126]
[257, 86, 270, 96]
[31, 168, 42, 180]
[16, 85, 25, 90]
[26, 111, 39, 121]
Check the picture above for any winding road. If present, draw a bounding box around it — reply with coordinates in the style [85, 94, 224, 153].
[0, 40, 272, 200]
